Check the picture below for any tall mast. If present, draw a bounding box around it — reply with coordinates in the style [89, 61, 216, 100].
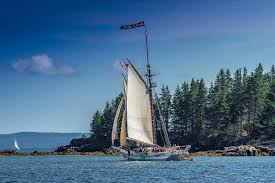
[144, 24, 157, 145]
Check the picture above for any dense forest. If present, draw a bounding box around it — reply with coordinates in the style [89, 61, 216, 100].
[90, 63, 275, 150]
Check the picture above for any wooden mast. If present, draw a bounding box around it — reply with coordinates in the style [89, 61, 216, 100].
[144, 24, 157, 145]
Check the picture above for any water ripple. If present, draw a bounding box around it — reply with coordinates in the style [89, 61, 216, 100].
[0, 156, 274, 183]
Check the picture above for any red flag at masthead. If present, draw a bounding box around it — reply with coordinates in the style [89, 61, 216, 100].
[120, 21, 145, 30]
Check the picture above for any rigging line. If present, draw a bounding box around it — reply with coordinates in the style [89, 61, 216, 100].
[157, 116, 165, 146]
[153, 88, 171, 147]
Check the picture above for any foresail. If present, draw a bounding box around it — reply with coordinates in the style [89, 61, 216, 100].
[112, 96, 124, 146]
[120, 76, 127, 146]
[123, 74, 127, 95]
[120, 110, 127, 146]
[126, 63, 154, 145]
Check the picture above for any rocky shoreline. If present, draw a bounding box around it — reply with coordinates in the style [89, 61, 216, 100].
[192, 145, 275, 156]
[0, 150, 116, 157]
[1, 145, 275, 157]
[2, 136, 275, 157]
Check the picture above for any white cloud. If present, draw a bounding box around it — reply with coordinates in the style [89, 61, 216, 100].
[12, 54, 77, 76]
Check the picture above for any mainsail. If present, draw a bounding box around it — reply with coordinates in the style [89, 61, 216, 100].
[126, 63, 154, 145]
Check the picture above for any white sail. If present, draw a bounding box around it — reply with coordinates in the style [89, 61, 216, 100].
[120, 77, 127, 146]
[120, 110, 127, 146]
[112, 76, 128, 146]
[126, 63, 154, 145]
[123, 75, 127, 95]
[14, 138, 20, 150]
[111, 96, 124, 146]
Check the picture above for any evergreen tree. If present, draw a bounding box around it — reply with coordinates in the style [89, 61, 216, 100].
[193, 79, 207, 146]
[159, 85, 172, 132]
[254, 64, 268, 115]
[189, 79, 199, 139]
[243, 72, 255, 134]
[101, 102, 113, 145]
[254, 80, 275, 138]
[181, 82, 192, 143]
[90, 111, 103, 143]
[205, 83, 215, 135]
[266, 65, 275, 87]
[171, 85, 183, 144]
[229, 69, 245, 141]
[250, 64, 269, 135]
[208, 69, 230, 148]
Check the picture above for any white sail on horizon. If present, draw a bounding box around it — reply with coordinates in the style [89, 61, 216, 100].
[126, 63, 154, 145]
[14, 138, 20, 150]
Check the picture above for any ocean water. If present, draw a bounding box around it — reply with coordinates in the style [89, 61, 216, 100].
[0, 156, 274, 183]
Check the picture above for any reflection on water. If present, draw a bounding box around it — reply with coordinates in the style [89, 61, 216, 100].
[0, 156, 274, 182]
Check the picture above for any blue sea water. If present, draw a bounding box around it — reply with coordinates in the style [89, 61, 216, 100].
[0, 156, 274, 183]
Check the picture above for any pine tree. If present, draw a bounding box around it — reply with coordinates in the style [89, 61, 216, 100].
[254, 64, 268, 115]
[90, 111, 103, 143]
[266, 65, 275, 87]
[193, 79, 207, 146]
[101, 102, 114, 145]
[229, 69, 245, 141]
[254, 80, 275, 138]
[189, 79, 199, 139]
[208, 69, 230, 148]
[250, 64, 269, 135]
[206, 83, 215, 135]
[159, 85, 172, 132]
[243, 72, 255, 135]
[171, 85, 183, 144]
[181, 82, 192, 144]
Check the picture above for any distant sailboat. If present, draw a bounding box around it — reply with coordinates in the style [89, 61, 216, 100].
[14, 138, 20, 150]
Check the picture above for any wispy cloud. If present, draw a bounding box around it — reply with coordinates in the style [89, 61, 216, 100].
[11, 54, 77, 76]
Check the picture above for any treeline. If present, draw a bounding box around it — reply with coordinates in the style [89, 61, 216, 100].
[90, 64, 275, 150]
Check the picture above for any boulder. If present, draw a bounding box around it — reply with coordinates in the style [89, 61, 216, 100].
[224, 146, 238, 152]
[270, 148, 275, 156]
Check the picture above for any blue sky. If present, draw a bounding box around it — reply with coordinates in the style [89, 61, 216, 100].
[1, 0, 275, 134]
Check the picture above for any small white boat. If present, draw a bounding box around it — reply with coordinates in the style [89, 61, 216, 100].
[14, 138, 20, 150]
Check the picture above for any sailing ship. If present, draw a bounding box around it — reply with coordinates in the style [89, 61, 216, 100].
[111, 22, 191, 161]
[14, 138, 20, 151]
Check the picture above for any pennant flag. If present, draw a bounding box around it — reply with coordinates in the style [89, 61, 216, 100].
[120, 61, 129, 70]
[120, 21, 145, 30]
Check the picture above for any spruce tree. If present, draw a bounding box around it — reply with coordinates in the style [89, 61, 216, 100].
[266, 65, 275, 87]
[101, 102, 114, 145]
[90, 111, 103, 143]
[171, 85, 183, 144]
[181, 82, 192, 143]
[189, 79, 199, 139]
[255, 80, 275, 138]
[209, 69, 230, 148]
[194, 79, 207, 146]
[159, 85, 172, 132]
[229, 69, 244, 141]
